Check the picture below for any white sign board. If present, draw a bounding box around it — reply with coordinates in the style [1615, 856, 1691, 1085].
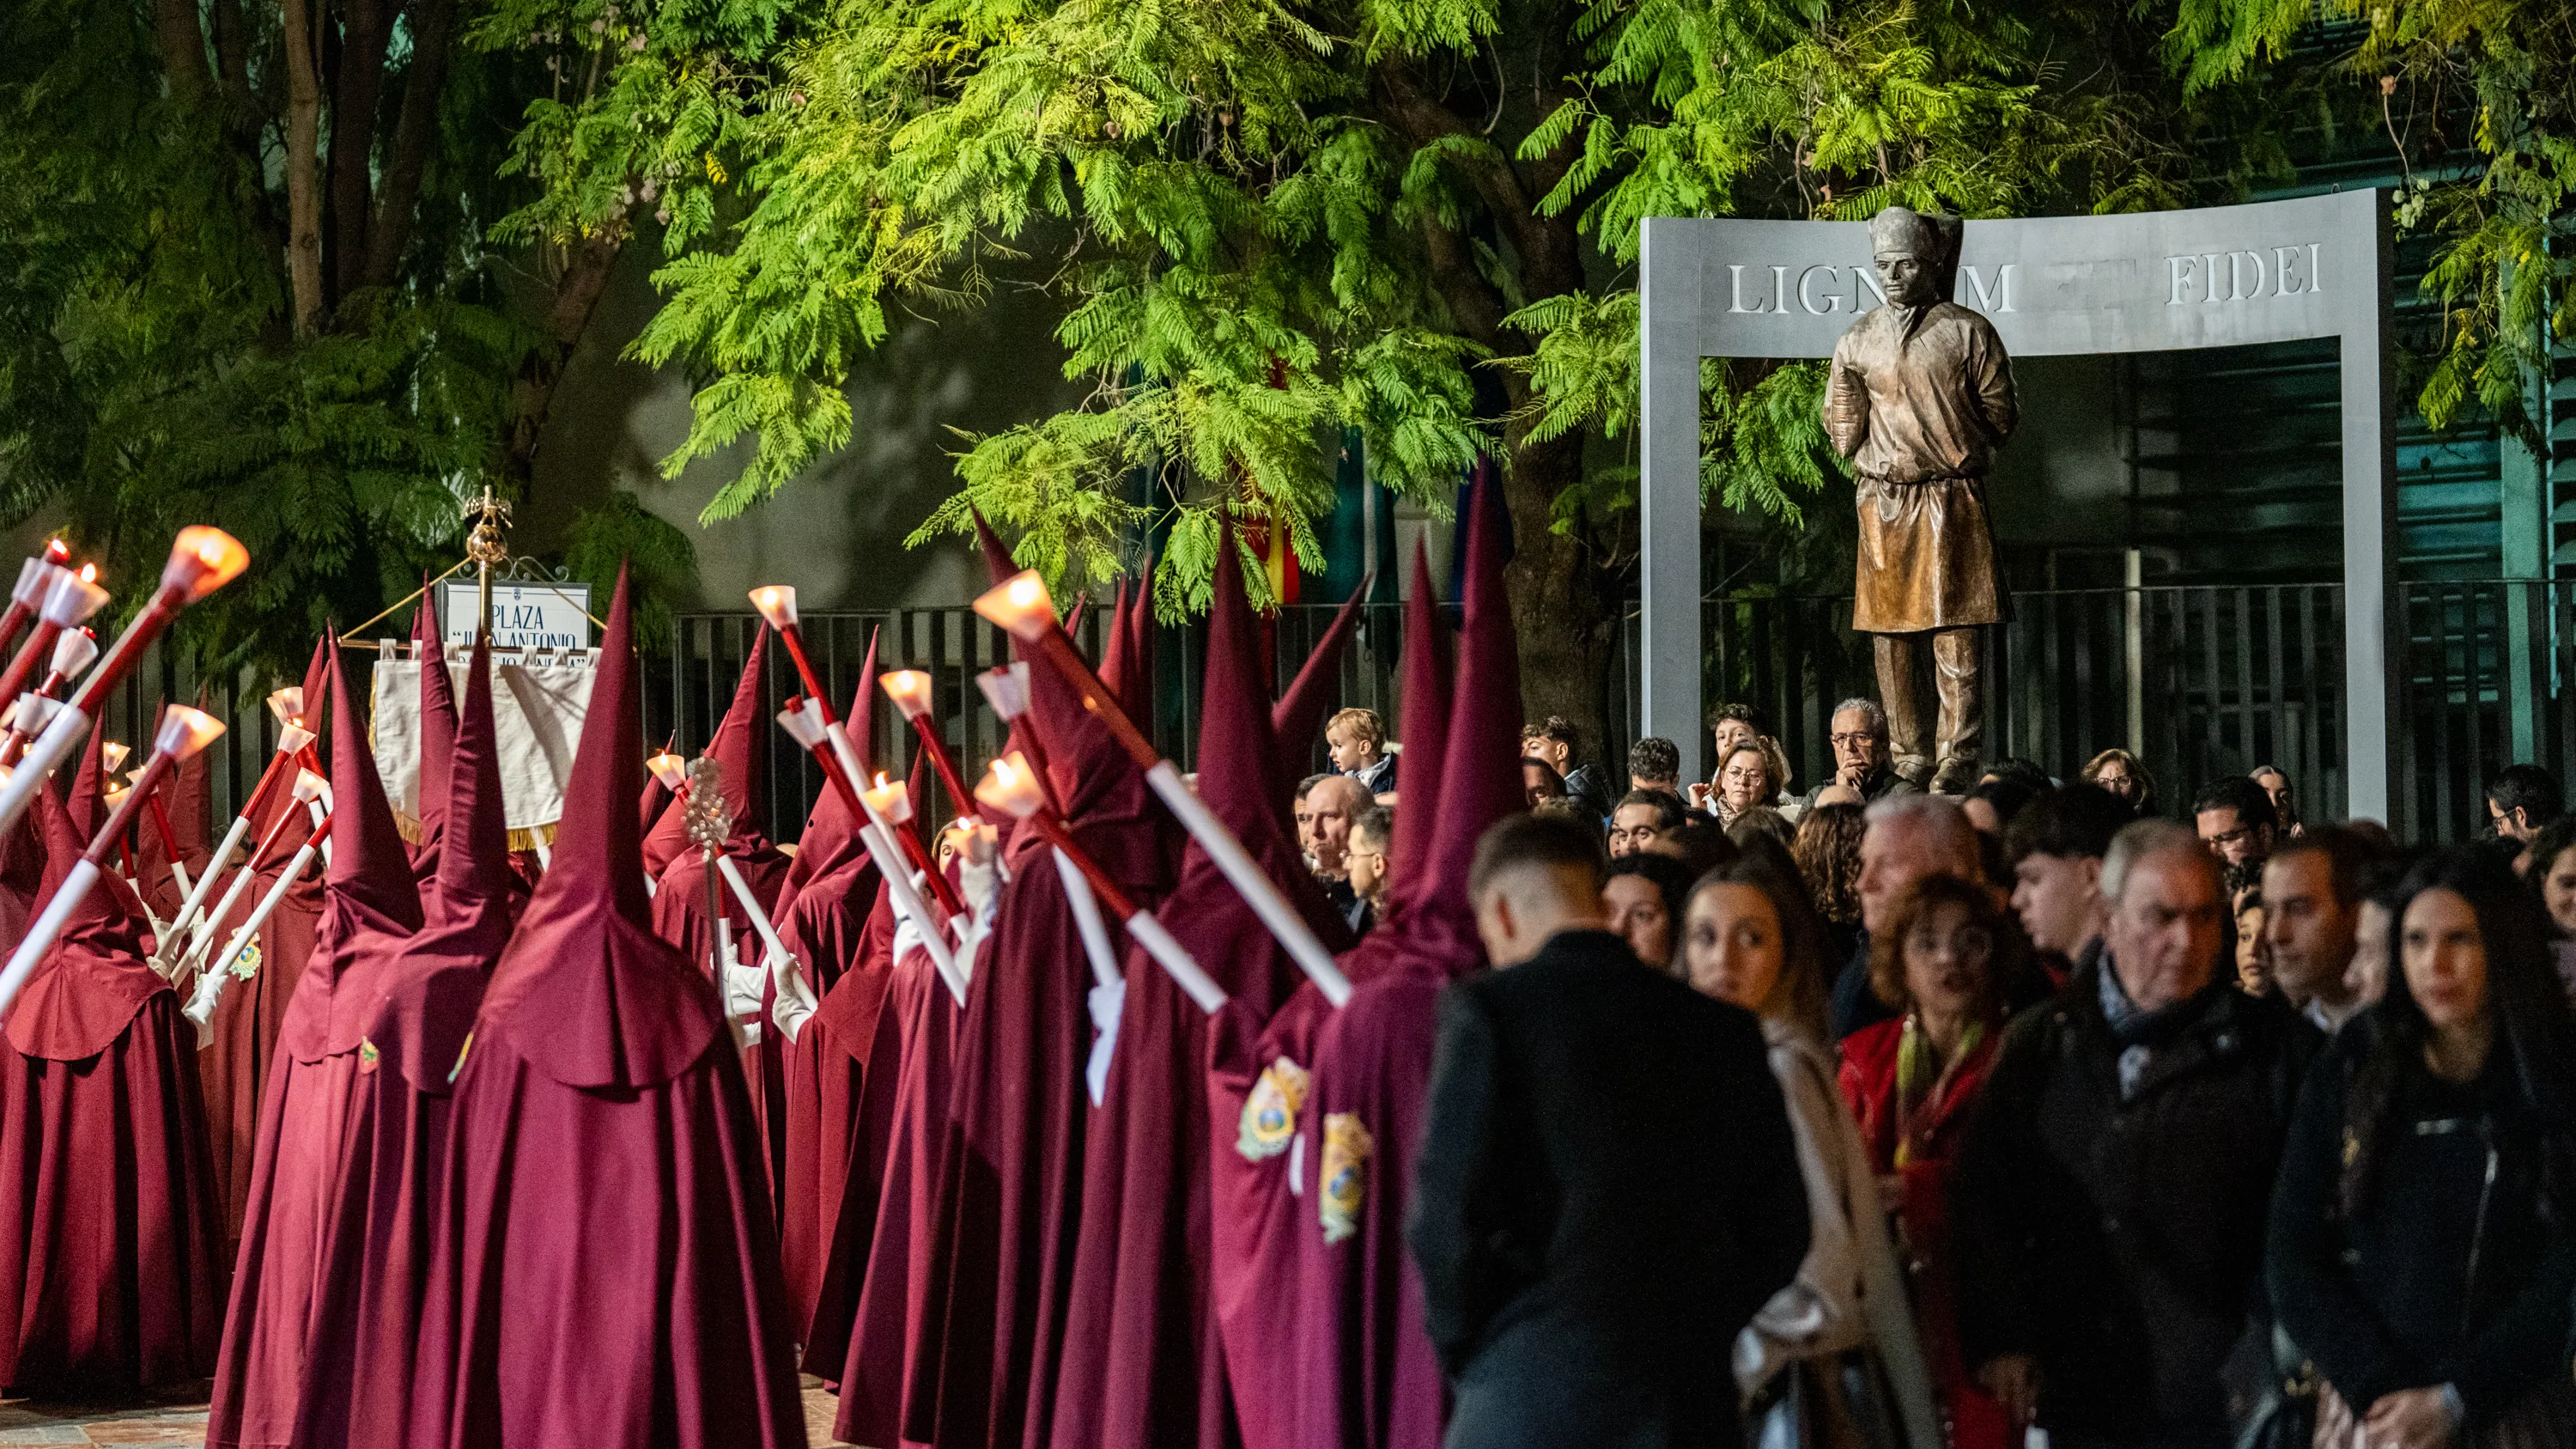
[438, 581, 592, 651]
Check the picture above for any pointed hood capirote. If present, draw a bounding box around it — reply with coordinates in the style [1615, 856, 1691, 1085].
[477, 567, 726, 1092]
[278, 635, 424, 1063]
[1382, 541, 1453, 922]
[374, 630, 512, 1094]
[1423, 458, 1523, 947]
[642, 627, 775, 872]
[1271, 584, 1369, 778]
[412, 581, 459, 861]
[67, 714, 108, 842]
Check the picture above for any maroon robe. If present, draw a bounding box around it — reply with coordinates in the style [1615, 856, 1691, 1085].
[774, 635, 882, 1328]
[0, 815, 41, 948]
[1210, 542, 1455, 1449]
[1045, 530, 1354, 1449]
[207, 637, 424, 1449]
[650, 630, 794, 1191]
[904, 515, 1179, 1449]
[1292, 476, 1522, 1449]
[0, 785, 225, 1395]
[204, 634, 335, 1245]
[289, 636, 513, 1448]
[417, 569, 804, 1449]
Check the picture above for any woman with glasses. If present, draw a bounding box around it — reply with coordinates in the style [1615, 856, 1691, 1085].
[2079, 747, 2154, 818]
[2268, 849, 2576, 1446]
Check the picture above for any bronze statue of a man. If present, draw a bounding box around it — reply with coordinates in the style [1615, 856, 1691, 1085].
[1823, 206, 2017, 794]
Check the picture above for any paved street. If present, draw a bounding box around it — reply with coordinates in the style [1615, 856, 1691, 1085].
[0, 1381, 858, 1446]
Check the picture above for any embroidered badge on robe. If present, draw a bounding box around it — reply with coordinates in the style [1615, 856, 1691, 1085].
[227, 937, 262, 979]
[1319, 1111, 1373, 1245]
[357, 1038, 381, 1074]
[1236, 1056, 1310, 1161]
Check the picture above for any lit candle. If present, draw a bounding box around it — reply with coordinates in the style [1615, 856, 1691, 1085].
[747, 585, 799, 631]
[972, 570, 1056, 642]
[276, 721, 315, 758]
[101, 784, 127, 813]
[161, 526, 250, 601]
[647, 751, 690, 792]
[973, 752, 1048, 820]
[265, 686, 303, 727]
[99, 740, 130, 776]
[880, 669, 935, 721]
[860, 772, 911, 825]
[47, 627, 95, 683]
[40, 567, 108, 630]
[156, 703, 226, 759]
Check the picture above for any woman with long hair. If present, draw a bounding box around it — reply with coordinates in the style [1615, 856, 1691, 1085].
[1681, 859, 1940, 1447]
[1792, 801, 1866, 969]
[2268, 848, 2576, 1446]
[1838, 875, 2025, 1449]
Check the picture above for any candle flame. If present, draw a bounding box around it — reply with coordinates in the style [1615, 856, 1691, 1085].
[76, 563, 95, 583]
[41, 539, 68, 563]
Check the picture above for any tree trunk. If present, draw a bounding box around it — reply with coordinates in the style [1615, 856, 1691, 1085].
[362, 0, 459, 292]
[281, 0, 326, 336]
[503, 228, 626, 484]
[150, 0, 212, 105]
[329, 0, 398, 305]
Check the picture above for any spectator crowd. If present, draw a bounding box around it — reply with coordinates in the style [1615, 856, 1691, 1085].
[1292, 696, 2576, 1449]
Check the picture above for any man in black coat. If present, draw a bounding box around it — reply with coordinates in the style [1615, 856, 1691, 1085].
[1952, 819, 2319, 1448]
[1409, 813, 1810, 1449]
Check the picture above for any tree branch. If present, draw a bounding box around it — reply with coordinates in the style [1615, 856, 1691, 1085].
[505, 227, 629, 484]
[363, 0, 460, 292]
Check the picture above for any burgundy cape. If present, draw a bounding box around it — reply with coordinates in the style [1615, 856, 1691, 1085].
[207, 639, 425, 1448]
[775, 632, 885, 1329]
[1209, 543, 1453, 1449]
[1045, 534, 1356, 1449]
[1292, 478, 1521, 1449]
[289, 636, 512, 1448]
[204, 634, 336, 1245]
[649, 629, 794, 1190]
[417, 569, 804, 1449]
[0, 814, 41, 949]
[0, 783, 226, 1395]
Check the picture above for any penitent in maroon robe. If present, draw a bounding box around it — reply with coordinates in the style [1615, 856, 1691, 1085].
[1208, 541, 1453, 1449]
[1045, 533, 1358, 1449]
[650, 628, 794, 1190]
[207, 638, 424, 1449]
[774, 631, 884, 1330]
[0, 784, 226, 1395]
[404, 590, 459, 886]
[1291, 472, 1522, 1449]
[289, 634, 512, 1449]
[204, 633, 336, 1246]
[417, 569, 805, 1449]
[902, 515, 1182, 1449]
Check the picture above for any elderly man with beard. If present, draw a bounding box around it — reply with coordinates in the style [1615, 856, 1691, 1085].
[1953, 821, 2318, 1449]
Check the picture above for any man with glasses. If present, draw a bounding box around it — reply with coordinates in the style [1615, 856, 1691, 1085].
[1797, 698, 1919, 813]
[2190, 776, 2277, 871]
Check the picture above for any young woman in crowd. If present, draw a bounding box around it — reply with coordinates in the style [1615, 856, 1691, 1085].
[1838, 874, 2020, 1449]
[1680, 859, 1941, 1446]
[1601, 853, 1694, 974]
[2079, 747, 2154, 818]
[2268, 849, 2576, 1446]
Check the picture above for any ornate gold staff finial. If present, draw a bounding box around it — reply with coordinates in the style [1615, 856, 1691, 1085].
[683, 753, 733, 987]
[461, 486, 513, 642]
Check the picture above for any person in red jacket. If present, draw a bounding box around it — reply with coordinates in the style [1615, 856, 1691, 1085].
[1838, 872, 2022, 1449]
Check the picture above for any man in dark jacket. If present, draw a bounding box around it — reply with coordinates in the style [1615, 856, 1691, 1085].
[1953, 819, 2318, 1449]
[1410, 813, 1809, 1449]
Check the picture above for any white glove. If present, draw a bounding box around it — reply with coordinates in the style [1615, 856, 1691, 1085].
[1084, 976, 1125, 1108]
[718, 922, 765, 1049]
[769, 947, 819, 1044]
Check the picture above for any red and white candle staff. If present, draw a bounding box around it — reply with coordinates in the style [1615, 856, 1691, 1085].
[775, 697, 962, 997]
[975, 752, 1225, 1013]
[186, 794, 334, 1032]
[0, 628, 99, 763]
[170, 765, 323, 977]
[0, 539, 74, 661]
[974, 663, 1122, 995]
[156, 692, 317, 968]
[0, 565, 109, 722]
[973, 571, 1350, 1008]
[0, 705, 226, 1021]
[0, 527, 248, 845]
